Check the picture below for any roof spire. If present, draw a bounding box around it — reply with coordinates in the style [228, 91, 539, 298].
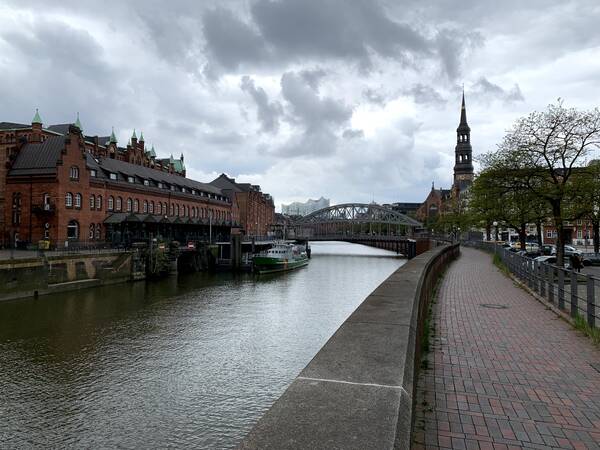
[74, 112, 82, 131]
[110, 127, 117, 144]
[460, 88, 468, 126]
[32, 108, 42, 125]
[139, 131, 144, 142]
[132, 128, 137, 140]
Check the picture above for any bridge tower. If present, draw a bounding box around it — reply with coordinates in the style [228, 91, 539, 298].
[453, 91, 474, 193]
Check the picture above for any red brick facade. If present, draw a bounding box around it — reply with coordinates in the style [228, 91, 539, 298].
[0, 117, 243, 247]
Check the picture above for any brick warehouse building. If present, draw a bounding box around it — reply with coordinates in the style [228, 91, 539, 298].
[0, 111, 274, 247]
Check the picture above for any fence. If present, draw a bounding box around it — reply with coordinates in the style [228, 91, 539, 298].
[464, 241, 600, 329]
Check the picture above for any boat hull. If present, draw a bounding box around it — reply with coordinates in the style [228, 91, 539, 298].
[253, 256, 309, 274]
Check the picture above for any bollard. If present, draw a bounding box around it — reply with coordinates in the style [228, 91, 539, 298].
[587, 277, 595, 328]
[558, 269, 565, 310]
[570, 270, 578, 318]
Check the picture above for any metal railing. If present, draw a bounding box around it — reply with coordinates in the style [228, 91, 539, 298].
[464, 241, 600, 329]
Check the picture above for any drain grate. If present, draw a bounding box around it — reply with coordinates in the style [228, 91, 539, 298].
[480, 304, 509, 309]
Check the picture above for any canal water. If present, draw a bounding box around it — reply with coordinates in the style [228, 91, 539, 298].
[0, 242, 405, 448]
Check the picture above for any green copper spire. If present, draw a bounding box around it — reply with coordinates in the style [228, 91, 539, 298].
[32, 108, 42, 124]
[110, 127, 117, 144]
[128, 138, 132, 146]
[132, 129, 137, 140]
[148, 144, 156, 158]
[74, 112, 82, 131]
[139, 131, 144, 142]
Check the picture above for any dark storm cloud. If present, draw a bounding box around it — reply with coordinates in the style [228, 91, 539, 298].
[435, 28, 483, 80]
[403, 84, 446, 106]
[240, 76, 283, 133]
[471, 77, 525, 104]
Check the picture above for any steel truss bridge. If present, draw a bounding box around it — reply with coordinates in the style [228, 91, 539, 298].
[291, 203, 423, 257]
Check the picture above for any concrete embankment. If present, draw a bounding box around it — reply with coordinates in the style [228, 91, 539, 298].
[238, 243, 459, 450]
[0, 251, 144, 301]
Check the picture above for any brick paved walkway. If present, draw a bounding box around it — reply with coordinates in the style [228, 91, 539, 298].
[413, 247, 600, 450]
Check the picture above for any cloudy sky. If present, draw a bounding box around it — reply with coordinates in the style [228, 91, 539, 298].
[1, 1, 599, 209]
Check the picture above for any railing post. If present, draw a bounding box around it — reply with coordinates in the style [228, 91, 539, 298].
[570, 270, 578, 318]
[558, 269, 565, 310]
[540, 262, 546, 297]
[587, 276, 595, 328]
[548, 265, 554, 304]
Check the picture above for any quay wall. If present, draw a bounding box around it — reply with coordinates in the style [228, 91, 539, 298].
[0, 251, 138, 301]
[238, 243, 460, 450]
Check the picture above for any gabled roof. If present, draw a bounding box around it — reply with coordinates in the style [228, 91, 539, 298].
[47, 124, 72, 135]
[8, 135, 65, 177]
[0, 122, 30, 130]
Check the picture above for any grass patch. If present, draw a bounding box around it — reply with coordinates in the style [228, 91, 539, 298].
[573, 314, 600, 346]
[493, 253, 510, 276]
[420, 267, 447, 368]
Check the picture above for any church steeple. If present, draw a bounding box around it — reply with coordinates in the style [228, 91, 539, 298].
[453, 90, 474, 192]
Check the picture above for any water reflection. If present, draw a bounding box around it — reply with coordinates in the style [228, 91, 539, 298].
[0, 241, 404, 448]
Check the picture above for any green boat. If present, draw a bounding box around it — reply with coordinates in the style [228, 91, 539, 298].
[253, 242, 309, 274]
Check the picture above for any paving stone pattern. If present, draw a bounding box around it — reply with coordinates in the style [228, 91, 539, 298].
[413, 248, 600, 450]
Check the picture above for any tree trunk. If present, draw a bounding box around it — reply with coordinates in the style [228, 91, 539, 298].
[520, 223, 527, 251]
[485, 222, 491, 241]
[536, 221, 543, 247]
[553, 202, 564, 266]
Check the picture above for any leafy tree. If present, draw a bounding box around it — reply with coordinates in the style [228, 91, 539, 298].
[481, 101, 600, 265]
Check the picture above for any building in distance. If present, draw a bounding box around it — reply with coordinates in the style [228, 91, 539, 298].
[281, 197, 330, 216]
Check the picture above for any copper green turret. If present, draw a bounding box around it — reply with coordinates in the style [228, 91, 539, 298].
[32, 108, 42, 125]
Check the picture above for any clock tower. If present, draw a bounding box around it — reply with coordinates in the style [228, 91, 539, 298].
[453, 91, 474, 192]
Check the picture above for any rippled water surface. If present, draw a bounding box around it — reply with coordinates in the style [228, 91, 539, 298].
[0, 242, 404, 448]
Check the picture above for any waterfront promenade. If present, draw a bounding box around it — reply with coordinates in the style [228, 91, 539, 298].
[414, 248, 600, 449]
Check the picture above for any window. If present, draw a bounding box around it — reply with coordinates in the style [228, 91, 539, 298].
[108, 196, 114, 211]
[65, 192, 73, 208]
[191, 190, 196, 195]
[44, 224, 50, 240]
[109, 173, 117, 180]
[116, 197, 122, 211]
[12, 192, 21, 225]
[90, 169, 97, 177]
[69, 166, 79, 180]
[577, 219, 583, 225]
[176, 204, 180, 216]
[43, 193, 50, 209]
[578, 230, 583, 239]
[134, 199, 139, 213]
[182, 187, 186, 193]
[127, 176, 134, 183]
[96, 195, 102, 210]
[90, 194, 95, 210]
[75, 193, 82, 209]
[143, 200, 148, 213]
[67, 220, 79, 239]
[89, 224, 94, 239]
[170, 204, 174, 216]
[95, 224, 101, 240]
[149, 201, 154, 214]
[158, 182, 163, 189]
[127, 198, 132, 212]
[170, 185, 175, 191]
[157, 202, 161, 215]
[143, 179, 149, 186]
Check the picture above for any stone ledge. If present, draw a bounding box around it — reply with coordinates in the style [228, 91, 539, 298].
[238, 243, 459, 450]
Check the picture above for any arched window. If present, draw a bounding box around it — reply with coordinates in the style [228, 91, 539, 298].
[69, 166, 79, 180]
[108, 196, 114, 211]
[12, 192, 21, 225]
[75, 193, 82, 209]
[65, 192, 73, 208]
[90, 194, 95, 210]
[116, 197, 122, 211]
[170, 203, 174, 216]
[149, 201, 154, 214]
[67, 220, 79, 239]
[156, 202, 161, 215]
[127, 198, 132, 212]
[143, 200, 148, 213]
[89, 224, 95, 239]
[176, 204, 180, 216]
[95, 224, 101, 240]
[96, 195, 102, 210]
[134, 199, 139, 213]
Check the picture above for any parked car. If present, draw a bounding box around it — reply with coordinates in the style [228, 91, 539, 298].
[534, 255, 557, 264]
[541, 244, 555, 256]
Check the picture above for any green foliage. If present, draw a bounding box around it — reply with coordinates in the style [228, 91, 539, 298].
[574, 314, 600, 346]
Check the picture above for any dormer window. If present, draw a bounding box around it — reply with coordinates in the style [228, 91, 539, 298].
[181, 187, 186, 193]
[158, 182, 163, 189]
[109, 173, 117, 180]
[170, 185, 175, 191]
[191, 189, 196, 195]
[90, 169, 97, 177]
[127, 176, 134, 183]
[143, 179, 149, 186]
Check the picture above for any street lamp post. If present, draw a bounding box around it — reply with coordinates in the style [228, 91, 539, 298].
[493, 221, 499, 242]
